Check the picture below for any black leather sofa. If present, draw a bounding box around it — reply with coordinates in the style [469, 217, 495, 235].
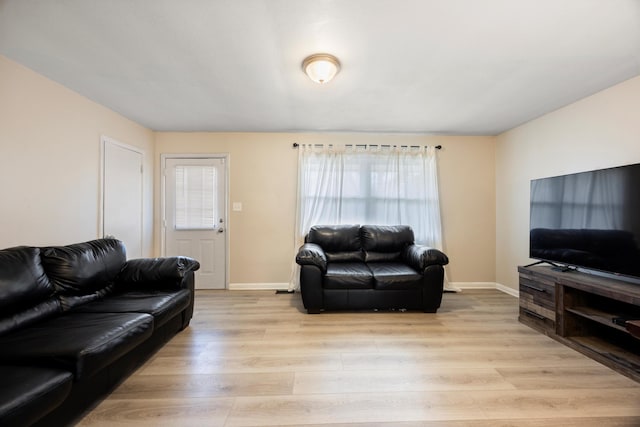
[0, 238, 200, 427]
[295, 225, 449, 314]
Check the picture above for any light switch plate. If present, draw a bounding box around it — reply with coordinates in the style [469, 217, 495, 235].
[232, 202, 242, 211]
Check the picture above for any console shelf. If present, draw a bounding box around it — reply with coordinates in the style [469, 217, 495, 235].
[518, 265, 640, 382]
[564, 306, 629, 333]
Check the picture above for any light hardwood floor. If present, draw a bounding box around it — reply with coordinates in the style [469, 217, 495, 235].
[78, 289, 640, 426]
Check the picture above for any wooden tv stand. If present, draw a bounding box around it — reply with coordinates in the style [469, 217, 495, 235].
[518, 265, 640, 382]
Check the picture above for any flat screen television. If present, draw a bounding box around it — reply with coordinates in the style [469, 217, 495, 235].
[529, 162, 640, 283]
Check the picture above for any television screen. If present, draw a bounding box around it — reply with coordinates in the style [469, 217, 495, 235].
[529, 162, 640, 281]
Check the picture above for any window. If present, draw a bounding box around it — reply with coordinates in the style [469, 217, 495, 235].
[296, 145, 443, 246]
[174, 165, 217, 230]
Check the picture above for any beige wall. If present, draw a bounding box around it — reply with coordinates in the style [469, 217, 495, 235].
[0, 55, 155, 253]
[1, 52, 497, 286]
[437, 136, 496, 286]
[496, 75, 640, 290]
[8, 46, 639, 292]
[155, 133, 496, 286]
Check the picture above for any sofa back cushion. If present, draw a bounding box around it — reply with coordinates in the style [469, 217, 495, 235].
[307, 224, 364, 262]
[0, 246, 55, 313]
[0, 246, 61, 335]
[41, 239, 126, 295]
[361, 225, 415, 262]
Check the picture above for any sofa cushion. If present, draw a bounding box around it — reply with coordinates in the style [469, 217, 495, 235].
[308, 225, 363, 251]
[41, 239, 126, 295]
[0, 365, 73, 427]
[0, 247, 61, 335]
[364, 251, 402, 263]
[0, 312, 153, 380]
[72, 289, 190, 328]
[361, 225, 414, 252]
[323, 262, 373, 289]
[325, 251, 365, 263]
[0, 299, 62, 336]
[368, 262, 423, 290]
[0, 246, 55, 314]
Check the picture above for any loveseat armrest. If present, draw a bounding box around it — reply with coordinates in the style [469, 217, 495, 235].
[295, 243, 327, 274]
[403, 245, 449, 272]
[116, 256, 200, 290]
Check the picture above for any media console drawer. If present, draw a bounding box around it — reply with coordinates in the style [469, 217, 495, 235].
[519, 306, 555, 333]
[520, 275, 554, 308]
[518, 268, 556, 333]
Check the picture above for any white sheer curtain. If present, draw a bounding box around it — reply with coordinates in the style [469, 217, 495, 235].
[289, 143, 449, 290]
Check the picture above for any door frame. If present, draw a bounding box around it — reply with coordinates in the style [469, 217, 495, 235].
[160, 153, 230, 289]
[99, 135, 144, 256]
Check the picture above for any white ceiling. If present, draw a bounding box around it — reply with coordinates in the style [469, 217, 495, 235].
[1, 0, 639, 135]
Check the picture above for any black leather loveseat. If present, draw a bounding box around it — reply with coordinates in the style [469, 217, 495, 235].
[0, 238, 199, 427]
[295, 225, 449, 314]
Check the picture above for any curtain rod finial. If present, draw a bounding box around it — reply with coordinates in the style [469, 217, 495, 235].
[435, 145, 442, 150]
[293, 143, 299, 148]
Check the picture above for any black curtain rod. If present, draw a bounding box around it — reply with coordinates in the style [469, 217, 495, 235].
[292, 143, 441, 149]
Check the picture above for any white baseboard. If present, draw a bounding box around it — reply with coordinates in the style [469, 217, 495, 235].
[449, 282, 519, 297]
[496, 283, 519, 297]
[228, 282, 290, 291]
[450, 281, 497, 289]
[228, 281, 520, 297]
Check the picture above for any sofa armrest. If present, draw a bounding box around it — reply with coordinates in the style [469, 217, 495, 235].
[403, 245, 449, 272]
[295, 243, 327, 274]
[116, 257, 200, 290]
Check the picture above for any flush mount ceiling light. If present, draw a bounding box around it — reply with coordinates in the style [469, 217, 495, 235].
[302, 53, 340, 84]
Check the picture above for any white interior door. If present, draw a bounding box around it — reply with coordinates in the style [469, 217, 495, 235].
[163, 157, 227, 289]
[102, 138, 143, 258]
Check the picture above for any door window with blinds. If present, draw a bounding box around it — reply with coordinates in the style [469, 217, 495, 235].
[174, 165, 218, 230]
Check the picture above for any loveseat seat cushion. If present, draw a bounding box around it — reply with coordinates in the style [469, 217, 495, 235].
[72, 289, 190, 328]
[40, 238, 126, 296]
[307, 225, 365, 262]
[0, 312, 153, 380]
[323, 262, 373, 289]
[368, 262, 423, 290]
[0, 365, 73, 427]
